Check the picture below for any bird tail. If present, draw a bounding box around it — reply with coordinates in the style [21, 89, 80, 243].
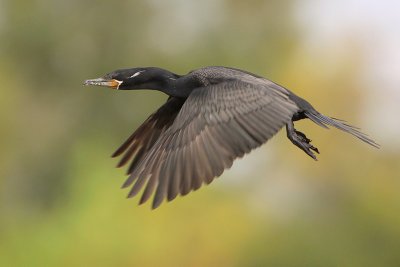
[304, 109, 380, 148]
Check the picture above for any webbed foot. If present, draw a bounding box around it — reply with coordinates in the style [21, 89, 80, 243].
[286, 121, 319, 160]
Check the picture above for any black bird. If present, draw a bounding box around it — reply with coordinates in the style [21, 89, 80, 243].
[84, 66, 379, 209]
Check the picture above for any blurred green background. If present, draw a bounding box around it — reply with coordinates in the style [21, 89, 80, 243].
[1, 0, 399, 266]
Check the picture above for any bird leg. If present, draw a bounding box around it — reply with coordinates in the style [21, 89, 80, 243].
[286, 120, 319, 160]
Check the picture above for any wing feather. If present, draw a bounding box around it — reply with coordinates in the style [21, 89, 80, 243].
[118, 81, 299, 208]
[113, 97, 185, 174]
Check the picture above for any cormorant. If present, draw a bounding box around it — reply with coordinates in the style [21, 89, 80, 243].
[84, 66, 379, 209]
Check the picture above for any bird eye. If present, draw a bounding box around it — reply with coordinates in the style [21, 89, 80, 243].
[104, 73, 115, 79]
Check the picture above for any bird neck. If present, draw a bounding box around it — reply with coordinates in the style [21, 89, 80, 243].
[122, 68, 202, 98]
[158, 72, 201, 98]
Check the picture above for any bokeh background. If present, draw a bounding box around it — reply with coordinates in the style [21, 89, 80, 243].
[1, 0, 399, 266]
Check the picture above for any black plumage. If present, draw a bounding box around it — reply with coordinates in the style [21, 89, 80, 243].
[84, 66, 379, 208]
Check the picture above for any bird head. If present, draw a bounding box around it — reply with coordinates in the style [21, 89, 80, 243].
[84, 67, 179, 90]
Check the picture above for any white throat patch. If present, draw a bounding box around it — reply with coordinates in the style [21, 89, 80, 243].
[115, 79, 123, 89]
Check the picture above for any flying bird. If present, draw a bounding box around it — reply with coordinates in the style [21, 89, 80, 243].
[84, 66, 379, 209]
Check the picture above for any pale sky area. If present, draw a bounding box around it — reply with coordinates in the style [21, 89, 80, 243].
[296, 0, 400, 148]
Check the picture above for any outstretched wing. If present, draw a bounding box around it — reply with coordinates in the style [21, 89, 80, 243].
[123, 81, 299, 208]
[112, 97, 185, 174]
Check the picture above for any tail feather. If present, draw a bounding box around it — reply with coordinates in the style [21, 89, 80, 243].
[305, 110, 380, 148]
